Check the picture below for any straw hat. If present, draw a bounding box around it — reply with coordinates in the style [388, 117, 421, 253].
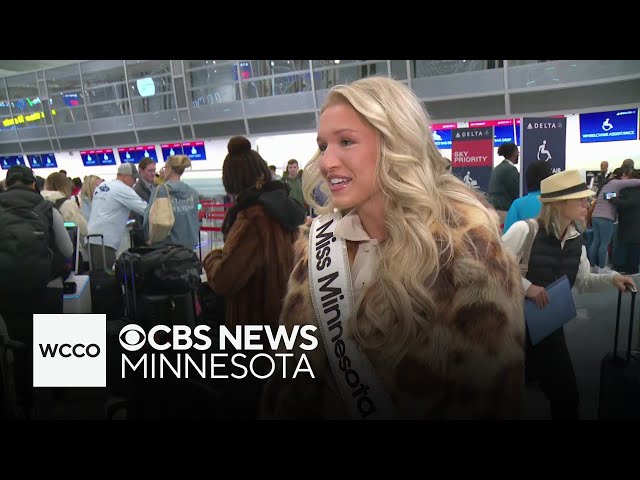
[539, 169, 595, 203]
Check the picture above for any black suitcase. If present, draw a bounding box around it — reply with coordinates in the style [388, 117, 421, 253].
[0, 332, 24, 420]
[87, 234, 124, 321]
[136, 293, 196, 329]
[118, 249, 197, 329]
[597, 288, 640, 419]
[109, 255, 203, 420]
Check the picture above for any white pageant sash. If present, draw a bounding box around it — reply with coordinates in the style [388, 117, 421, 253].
[308, 211, 398, 420]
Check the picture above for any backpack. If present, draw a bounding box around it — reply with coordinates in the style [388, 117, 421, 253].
[50, 197, 76, 280]
[0, 199, 55, 293]
[53, 197, 67, 211]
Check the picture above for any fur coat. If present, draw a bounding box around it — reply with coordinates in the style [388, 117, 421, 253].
[260, 201, 526, 419]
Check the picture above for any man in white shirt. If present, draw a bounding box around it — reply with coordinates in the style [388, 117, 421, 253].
[87, 163, 148, 270]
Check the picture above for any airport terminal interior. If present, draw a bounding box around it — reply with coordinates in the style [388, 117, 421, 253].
[1, 59, 639, 420]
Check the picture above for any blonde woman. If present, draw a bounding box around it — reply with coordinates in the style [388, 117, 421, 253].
[41, 172, 88, 239]
[261, 76, 526, 420]
[502, 169, 636, 419]
[144, 155, 200, 250]
[79, 175, 104, 222]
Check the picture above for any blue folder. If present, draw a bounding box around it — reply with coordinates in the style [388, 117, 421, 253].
[524, 275, 577, 346]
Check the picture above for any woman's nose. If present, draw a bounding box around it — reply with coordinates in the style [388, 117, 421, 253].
[319, 146, 340, 172]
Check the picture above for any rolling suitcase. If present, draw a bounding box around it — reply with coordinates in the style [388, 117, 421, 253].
[118, 247, 197, 330]
[0, 327, 24, 420]
[87, 234, 124, 321]
[597, 287, 640, 419]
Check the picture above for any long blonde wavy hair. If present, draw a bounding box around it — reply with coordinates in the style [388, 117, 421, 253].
[302, 76, 501, 362]
[80, 175, 103, 203]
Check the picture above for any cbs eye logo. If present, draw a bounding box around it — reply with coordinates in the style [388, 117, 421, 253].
[119, 324, 146, 352]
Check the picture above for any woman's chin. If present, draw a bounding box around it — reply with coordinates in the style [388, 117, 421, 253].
[331, 198, 355, 210]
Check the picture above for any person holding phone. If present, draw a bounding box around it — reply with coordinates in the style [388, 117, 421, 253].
[588, 166, 640, 272]
[502, 169, 636, 419]
[615, 169, 640, 274]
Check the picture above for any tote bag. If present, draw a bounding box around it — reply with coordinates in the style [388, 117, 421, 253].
[148, 183, 175, 243]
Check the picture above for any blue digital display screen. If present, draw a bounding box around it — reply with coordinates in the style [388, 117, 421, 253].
[26, 153, 57, 169]
[432, 129, 452, 149]
[134, 145, 158, 162]
[182, 141, 206, 160]
[117, 147, 139, 164]
[95, 149, 117, 166]
[494, 124, 516, 146]
[1, 155, 25, 170]
[27, 154, 43, 168]
[80, 150, 99, 167]
[579, 109, 638, 143]
[41, 153, 58, 168]
[161, 143, 183, 160]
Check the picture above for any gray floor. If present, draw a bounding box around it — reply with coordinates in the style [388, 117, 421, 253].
[525, 273, 640, 420]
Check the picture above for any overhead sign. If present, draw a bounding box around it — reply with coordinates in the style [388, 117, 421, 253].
[27, 153, 58, 169]
[182, 141, 206, 161]
[579, 109, 638, 143]
[469, 119, 516, 147]
[80, 150, 99, 167]
[451, 126, 494, 193]
[521, 116, 567, 195]
[430, 122, 457, 149]
[1, 155, 25, 170]
[96, 149, 117, 166]
[161, 143, 184, 160]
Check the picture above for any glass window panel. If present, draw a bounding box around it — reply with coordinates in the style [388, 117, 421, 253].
[312, 62, 387, 89]
[85, 82, 128, 104]
[187, 62, 236, 89]
[241, 74, 312, 99]
[125, 60, 172, 79]
[237, 60, 310, 79]
[187, 62, 239, 105]
[81, 60, 126, 86]
[312, 60, 360, 69]
[185, 60, 217, 70]
[130, 92, 175, 114]
[46, 64, 85, 112]
[509, 60, 553, 67]
[269, 60, 309, 74]
[0, 78, 8, 101]
[413, 60, 487, 78]
[5, 73, 44, 130]
[87, 101, 129, 120]
[52, 106, 88, 125]
[46, 64, 82, 94]
[81, 61, 127, 110]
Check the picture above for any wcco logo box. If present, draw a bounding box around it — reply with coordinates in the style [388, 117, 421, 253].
[33, 314, 106, 387]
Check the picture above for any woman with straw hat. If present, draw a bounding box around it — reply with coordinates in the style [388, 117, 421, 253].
[502, 169, 636, 419]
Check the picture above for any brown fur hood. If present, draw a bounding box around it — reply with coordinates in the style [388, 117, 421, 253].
[261, 202, 526, 419]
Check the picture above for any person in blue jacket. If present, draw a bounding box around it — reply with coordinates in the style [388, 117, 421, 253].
[503, 160, 553, 233]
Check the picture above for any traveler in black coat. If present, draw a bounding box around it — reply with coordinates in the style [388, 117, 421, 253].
[616, 170, 640, 274]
